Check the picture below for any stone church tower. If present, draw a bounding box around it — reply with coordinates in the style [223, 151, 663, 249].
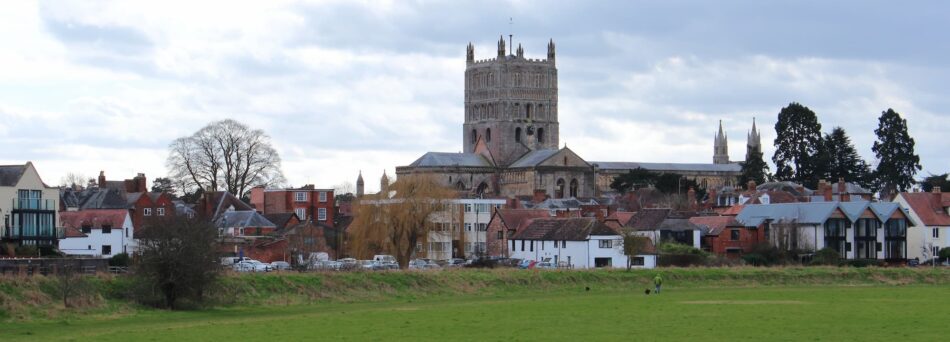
[462, 37, 560, 167]
[745, 118, 761, 161]
[713, 120, 730, 164]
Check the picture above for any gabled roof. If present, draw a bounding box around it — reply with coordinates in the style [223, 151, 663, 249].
[493, 209, 551, 231]
[0, 164, 27, 187]
[407, 152, 493, 168]
[605, 211, 636, 226]
[592, 161, 741, 173]
[59, 210, 129, 230]
[214, 211, 276, 229]
[509, 149, 560, 168]
[655, 218, 702, 232]
[61, 187, 129, 210]
[512, 217, 619, 241]
[898, 192, 950, 226]
[263, 213, 299, 230]
[689, 216, 738, 236]
[626, 208, 672, 230]
[735, 202, 841, 227]
[528, 197, 598, 210]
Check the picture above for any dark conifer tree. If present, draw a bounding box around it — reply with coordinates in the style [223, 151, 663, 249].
[739, 149, 770, 186]
[823, 127, 873, 188]
[772, 102, 824, 188]
[872, 108, 922, 196]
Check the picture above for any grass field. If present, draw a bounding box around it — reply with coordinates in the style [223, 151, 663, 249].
[2, 283, 947, 341]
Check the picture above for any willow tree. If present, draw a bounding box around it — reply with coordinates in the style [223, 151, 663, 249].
[349, 175, 457, 268]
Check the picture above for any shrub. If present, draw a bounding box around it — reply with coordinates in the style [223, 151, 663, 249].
[846, 259, 885, 268]
[742, 253, 768, 266]
[657, 242, 709, 266]
[939, 247, 950, 261]
[15, 245, 38, 257]
[812, 248, 841, 266]
[110, 253, 131, 267]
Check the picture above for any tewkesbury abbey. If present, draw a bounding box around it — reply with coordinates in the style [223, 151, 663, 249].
[396, 36, 756, 198]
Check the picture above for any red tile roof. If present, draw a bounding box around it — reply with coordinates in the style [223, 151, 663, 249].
[718, 205, 744, 216]
[496, 209, 551, 231]
[605, 211, 636, 226]
[900, 192, 950, 226]
[59, 210, 128, 237]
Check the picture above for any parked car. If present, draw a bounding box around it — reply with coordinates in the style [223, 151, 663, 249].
[360, 260, 383, 271]
[535, 262, 556, 269]
[339, 258, 359, 270]
[409, 259, 428, 270]
[221, 256, 251, 266]
[312, 260, 342, 271]
[373, 255, 399, 269]
[445, 258, 466, 268]
[233, 260, 272, 272]
[270, 261, 292, 271]
[517, 259, 536, 269]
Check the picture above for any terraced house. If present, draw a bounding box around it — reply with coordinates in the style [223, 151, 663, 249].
[0, 162, 61, 250]
[735, 201, 911, 262]
[893, 189, 950, 261]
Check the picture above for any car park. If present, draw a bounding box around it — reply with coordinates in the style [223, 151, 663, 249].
[270, 261, 292, 271]
[233, 259, 272, 272]
[445, 258, 466, 268]
[339, 258, 359, 270]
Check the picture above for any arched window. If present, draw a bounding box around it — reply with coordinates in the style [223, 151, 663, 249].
[471, 129, 477, 144]
[515, 127, 522, 142]
[569, 179, 579, 198]
[538, 104, 544, 120]
[476, 182, 488, 196]
[526, 104, 532, 119]
[537, 128, 545, 143]
[485, 128, 491, 143]
[456, 181, 465, 190]
[555, 178, 565, 199]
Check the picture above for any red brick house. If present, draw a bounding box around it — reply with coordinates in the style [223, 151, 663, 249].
[127, 192, 176, 231]
[692, 215, 764, 257]
[250, 185, 335, 225]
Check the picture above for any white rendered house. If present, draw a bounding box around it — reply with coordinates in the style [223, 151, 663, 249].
[508, 217, 655, 269]
[59, 209, 135, 257]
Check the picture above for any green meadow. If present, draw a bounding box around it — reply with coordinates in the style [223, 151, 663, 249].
[2, 268, 948, 341]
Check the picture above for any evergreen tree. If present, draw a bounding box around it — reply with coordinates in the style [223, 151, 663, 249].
[772, 102, 824, 188]
[920, 173, 949, 193]
[872, 108, 922, 195]
[739, 149, 770, 186]
[823, 127, 873, 188]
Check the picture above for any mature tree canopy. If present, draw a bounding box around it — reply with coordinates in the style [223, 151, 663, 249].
[59, 172, 88, 188]
[772, 102, 824, 188]
[349, 175, 456, 268]
[739, 149, 770, 186]
[822, 127, 873, 188]
[166, 119, 284, 198]
[134, 216, 219, 309]
[151, 177, 177, 196]
[920, 173, 948, 193]
[610, 168, 657, 194]
[622, 235, 651, 270]
[872, 109, 921, 195]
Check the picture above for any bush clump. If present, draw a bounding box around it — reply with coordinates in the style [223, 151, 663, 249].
[811, 248, 841, 266]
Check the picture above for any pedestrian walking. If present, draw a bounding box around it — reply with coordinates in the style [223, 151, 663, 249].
[653, 274, 663, 294]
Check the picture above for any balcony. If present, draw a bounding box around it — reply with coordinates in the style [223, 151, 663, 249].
[1, 224, 64, 240]
[12, 198, 57, 211]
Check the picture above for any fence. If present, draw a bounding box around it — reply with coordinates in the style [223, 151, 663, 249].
[0, 258, 110, 276]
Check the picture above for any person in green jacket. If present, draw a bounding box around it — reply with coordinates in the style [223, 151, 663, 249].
[653, 274, 663, 294]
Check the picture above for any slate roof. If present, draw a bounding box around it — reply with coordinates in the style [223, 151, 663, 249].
[61, 187, 129, 210]
[509, 149, 560, 168]
[899, 192, 950, 226]
[527, 197, 599, 210]
[735, 202, 841, 227]
[263, 213, 299, 230]
[689, 216, 738, 236]
[408, 152, 493, 168]
[593, 161, 741, 173]
[832, 182, 872, 195]
[0, 164, 27, 187]
[512, 217, 619, 241]
[625, 208, 672, 230]
[755, 181, 815, 196]
[656, 218, 702, 232]
[214, 211, 276, 229]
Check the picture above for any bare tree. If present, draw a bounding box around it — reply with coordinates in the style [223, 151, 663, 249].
[134, 216, 220, 309]
[622, 234, 651, 270]
[59, 172, 88, 188]
[348, 175, 456, 268]
[334, 181, 355, 196]
[56, 264, 88, 308]
[166, 119, 284, 198]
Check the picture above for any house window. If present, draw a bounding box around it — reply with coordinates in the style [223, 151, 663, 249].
[319, 191, 328, 202]
[730, 229, 740, 241]
[515, 127, 522, 142]
[511, 239, 516, 251]
[541, 241, 545, 250]
[157, 208, 165, 216]
[934, 246, 941, 257]
[521, 240, 525, 251]
[824, 219, 848, 257]
[143, 208, 152, 216]
[530, 240, 534, 252]
[295, 192, 307, 202]
[497, 231, 503, 239]
[102, 245, 112, 256]
[81, 225, 92, 234]
[317, 208, 327, 221]
[599, 240, 612, 248]
[569, 179, 578, 197]
[537, 128, 544, 143]
[464, 204, 472, 212]
[562, 240, 566, 248]
[478, 223, 487, 231]
[934, 228, 940, 239]
[295, 208, 307, 220]
[631, 257, 645, 266]
[885, 219, 906, 260]
[102, 226, 112, 234]
[465, 223, 473, 231]
[855, 218, 880, 259]
[486, 128, 491, 143]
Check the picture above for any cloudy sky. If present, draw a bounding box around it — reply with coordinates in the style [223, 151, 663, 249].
[1, 0, 947, 193]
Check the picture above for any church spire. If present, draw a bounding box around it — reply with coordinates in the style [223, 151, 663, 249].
[380, 170, 390, 192]
[746, 117, 762, 161]
[713, 120, 730, 164]
[356, 170, 364, 198]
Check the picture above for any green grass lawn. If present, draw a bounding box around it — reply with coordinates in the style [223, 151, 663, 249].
[2, 284, 946, 341]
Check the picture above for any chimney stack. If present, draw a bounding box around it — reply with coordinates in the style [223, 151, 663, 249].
[821, 179, 832, 201]
[533, 189, 548, 203]
[747, 180, 757, 192]
[98, 171, 106, 189]
[838, 177, 849, 202]
[687, 187, 698, 211]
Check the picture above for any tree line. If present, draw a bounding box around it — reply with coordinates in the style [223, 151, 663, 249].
[741, 103, 922, 196]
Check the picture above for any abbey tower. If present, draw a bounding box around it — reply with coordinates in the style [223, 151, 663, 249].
[462, 37, 560, 167]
